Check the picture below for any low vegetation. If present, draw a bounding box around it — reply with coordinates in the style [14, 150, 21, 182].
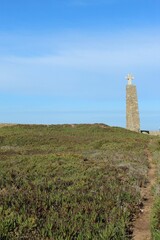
[151, 139, 160, 239]
[0, 124, 151, 239]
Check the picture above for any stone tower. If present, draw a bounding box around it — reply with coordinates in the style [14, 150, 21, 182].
[126, 74, 140, 132]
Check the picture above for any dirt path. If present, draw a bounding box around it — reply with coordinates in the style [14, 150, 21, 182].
[132, 149, 156, 240]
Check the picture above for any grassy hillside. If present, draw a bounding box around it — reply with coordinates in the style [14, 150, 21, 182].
[151, 139, 160, 239]
[0, 124, 150, 239]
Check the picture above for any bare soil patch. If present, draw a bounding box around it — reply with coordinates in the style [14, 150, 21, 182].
[0, 123, 15, 128]
[133, 149, 156, 240]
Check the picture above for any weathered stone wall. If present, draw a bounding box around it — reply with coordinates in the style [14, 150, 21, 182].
[126, 84, 140, 132]
[149, 131, 160, 136]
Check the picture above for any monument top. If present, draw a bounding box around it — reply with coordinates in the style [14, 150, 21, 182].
[125, 73, 134, 85]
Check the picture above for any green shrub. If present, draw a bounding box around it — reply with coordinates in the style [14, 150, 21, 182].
[0, 124, 150, 239]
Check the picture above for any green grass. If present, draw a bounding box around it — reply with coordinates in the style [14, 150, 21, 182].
[0, 124, 150, 239]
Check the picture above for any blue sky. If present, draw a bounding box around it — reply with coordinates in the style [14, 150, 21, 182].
[0, 0, 160, 129]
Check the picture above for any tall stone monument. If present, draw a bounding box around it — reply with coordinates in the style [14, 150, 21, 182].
[126, 74, 140, 132]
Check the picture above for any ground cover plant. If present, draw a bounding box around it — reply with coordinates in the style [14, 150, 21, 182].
[0, 124, 150, 239]
[151, 138, 160, 239]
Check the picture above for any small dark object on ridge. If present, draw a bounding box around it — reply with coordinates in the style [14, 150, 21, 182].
[140, 130, 150, 134]
[83, 158, 89, 161]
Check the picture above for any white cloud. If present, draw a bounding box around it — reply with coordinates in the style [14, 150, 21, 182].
[1, 34, 160, 74]
[0, 28, 160, 97]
